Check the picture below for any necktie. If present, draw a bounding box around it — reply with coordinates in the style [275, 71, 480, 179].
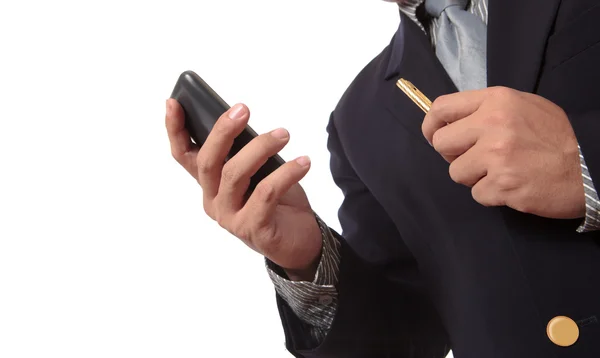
[424, 0, 488, 91]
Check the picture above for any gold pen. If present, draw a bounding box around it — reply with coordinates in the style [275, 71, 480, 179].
[396, 78, 432, 113]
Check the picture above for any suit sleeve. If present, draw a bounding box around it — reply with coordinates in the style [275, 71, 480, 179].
[275, 114, 450, 358]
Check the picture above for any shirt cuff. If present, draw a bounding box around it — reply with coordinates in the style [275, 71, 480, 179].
[576, 145, 600, 232]
[266, 213, 340, 330]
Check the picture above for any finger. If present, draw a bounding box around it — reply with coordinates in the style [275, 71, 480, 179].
[216, 128, 291, 212]
[448, 145, 487, 187]
[422, 89, 488, 144]
[166, 99, 199, 178]
[240, 156, 312, 230]
[471, 175, 505, 208]
[431, 113, 482, 162]
[196, 103, 250, 199]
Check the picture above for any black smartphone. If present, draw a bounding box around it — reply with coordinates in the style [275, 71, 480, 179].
[170, 70, 285, 194]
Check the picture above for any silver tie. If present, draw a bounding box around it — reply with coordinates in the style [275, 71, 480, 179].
[425, 0, 488, 91]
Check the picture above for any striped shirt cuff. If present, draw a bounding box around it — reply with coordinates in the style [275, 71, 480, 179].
[266, 214, 341, 342]
[577, 145, 600, 232]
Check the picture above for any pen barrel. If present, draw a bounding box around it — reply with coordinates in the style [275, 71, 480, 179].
[396, 79, 432, 113]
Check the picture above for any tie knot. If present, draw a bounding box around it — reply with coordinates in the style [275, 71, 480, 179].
[425, 0, 469, 17]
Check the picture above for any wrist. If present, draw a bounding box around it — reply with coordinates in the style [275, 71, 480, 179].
[283, 250, 321, 281]
[282, 214, 324, 281]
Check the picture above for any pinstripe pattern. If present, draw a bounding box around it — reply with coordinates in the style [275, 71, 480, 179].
[267, 214, 340, 344]
[397, 0, 427, 32]
[577, 145, 600, 232]
[268, 0, 600, 348]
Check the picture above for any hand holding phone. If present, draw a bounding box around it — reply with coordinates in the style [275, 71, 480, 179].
[170, 71, 285, 194]
[166, 71, 322, 281]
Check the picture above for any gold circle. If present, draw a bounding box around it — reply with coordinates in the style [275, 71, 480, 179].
[547, 316, 579, 347]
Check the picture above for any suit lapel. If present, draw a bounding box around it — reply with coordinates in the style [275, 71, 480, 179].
[383, 12, 457, 141]
[382, 0, 562, 134]
[486, 0, 561, 92]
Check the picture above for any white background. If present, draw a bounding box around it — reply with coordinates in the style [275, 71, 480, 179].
[0, 1, 452, 357]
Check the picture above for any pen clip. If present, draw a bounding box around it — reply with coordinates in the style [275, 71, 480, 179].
[396, 78, 432, 113]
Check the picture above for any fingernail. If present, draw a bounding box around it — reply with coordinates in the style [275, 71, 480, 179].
[271, 128, 289, 139]
[296, 156, 311, 167]
[228, 104, 246, 120]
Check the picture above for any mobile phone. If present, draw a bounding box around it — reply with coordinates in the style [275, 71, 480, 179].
[170, 70, 285, 194]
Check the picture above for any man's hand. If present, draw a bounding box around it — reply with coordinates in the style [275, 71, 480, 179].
[422, 86, 585, 219]
[165, 99, 322, 281]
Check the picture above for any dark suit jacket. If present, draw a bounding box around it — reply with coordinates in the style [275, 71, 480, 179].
[277, 1, 600, 357]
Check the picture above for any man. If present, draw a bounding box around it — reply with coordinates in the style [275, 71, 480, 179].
[165, 0, 600, 356]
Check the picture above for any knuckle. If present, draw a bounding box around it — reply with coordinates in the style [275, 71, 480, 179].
[214, 116, 233, 133]
[431, 130, 444, 150]
[431, 94, 452, 111]
[214, 209, 229, 229]
[490, 138, 508, 153]
[218, 111, 231, 122]
[487, 109, 520, 131]
[255, 134, 274, 150]
[489, 136, 517, 156]
[171, 149, 183, 163]
[471, 186, 496, 207]
[489, 86, 514, 99]
[196, 155, 215, 175]
[215, 215, 225, 229]
[485, 109, 508, 125]
[471, 185, 482, 202]
[448, 162, 464, 185]
[221, 163, 243, 185]
[492, 171, 519, 191]
[208, 123, 232, 143]
[254, 183, 277, 203]
[258, 132, 285, 150]
[214, 122, 230, 136]
[230, 219, 251, 242]
[203, 199, 216, 220]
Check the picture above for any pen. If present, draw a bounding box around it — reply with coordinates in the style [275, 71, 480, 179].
[396, 78, 432, 113]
